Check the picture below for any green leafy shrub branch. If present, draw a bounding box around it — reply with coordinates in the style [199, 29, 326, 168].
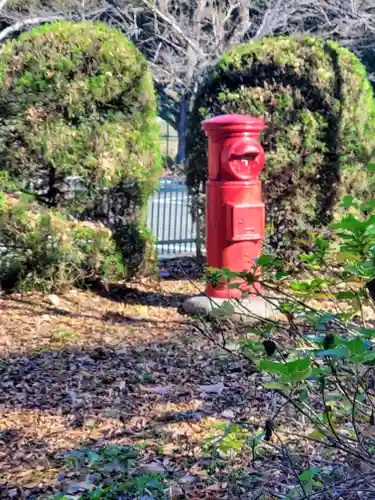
[195, 193, 375, 498]
[47, 445, 167, 500]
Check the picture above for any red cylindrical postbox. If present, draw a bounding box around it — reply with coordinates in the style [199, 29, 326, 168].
[203, 114, 265, 299]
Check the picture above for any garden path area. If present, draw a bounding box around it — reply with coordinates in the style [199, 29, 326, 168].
[0, 262, 342, 499]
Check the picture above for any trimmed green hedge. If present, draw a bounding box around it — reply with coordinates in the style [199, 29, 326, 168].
[0, 193, 125, 292]
[186, 36, 375, 258]
[0, 21, 161, 290]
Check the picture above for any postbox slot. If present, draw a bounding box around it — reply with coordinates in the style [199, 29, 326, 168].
[228, 154, 259, 177]
[229, 153, 258, 165]
[221, 138, 265, 180]
[226, 204, 264, 242]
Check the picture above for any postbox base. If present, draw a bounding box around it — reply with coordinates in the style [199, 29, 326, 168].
[182, 294, 279, 322]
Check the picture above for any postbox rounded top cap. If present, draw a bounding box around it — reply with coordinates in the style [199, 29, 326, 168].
[201, 114, 264, 133]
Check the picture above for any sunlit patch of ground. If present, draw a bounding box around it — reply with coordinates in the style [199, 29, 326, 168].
[1, 274, 369, 498]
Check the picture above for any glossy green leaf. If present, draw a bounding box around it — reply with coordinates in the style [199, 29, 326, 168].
[315, 314, 339, 330]
[309, 431, 325, 440]
[299, 388, 309, 402]
[347, 338, 367, 355]
[316, 345, 350, 358]
[341, 195, 354, 209]
[299, 467, 321, 482]
[259, 358, 312, 382]
[263, 382, 291, 391]
[257, 360, 289, 377]
[361, 351, 375, 363]
[336, 291, 358, 300]
[210, 301, 234, 318]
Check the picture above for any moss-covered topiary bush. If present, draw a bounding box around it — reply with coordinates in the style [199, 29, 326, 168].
[0, 21, 161, 288]
[0, 193, 125, 292]
[186, 36, 375, 258]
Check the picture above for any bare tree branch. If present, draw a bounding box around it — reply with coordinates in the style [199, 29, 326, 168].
[138, 0, 205, 56]
[0, 0, 8, 13]
[0, 15, 64, 42]
[0, 5, 109, 44]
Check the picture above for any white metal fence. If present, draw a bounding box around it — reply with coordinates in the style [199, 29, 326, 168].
[147, 177, 198, 258]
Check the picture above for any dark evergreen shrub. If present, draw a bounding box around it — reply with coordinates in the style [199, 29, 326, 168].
[0, 21, 161, 289]
[186, 36, 375, 258]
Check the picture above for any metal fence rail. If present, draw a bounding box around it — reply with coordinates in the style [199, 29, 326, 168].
[147, 178, 197, 258]
[14, 174, 198, 260]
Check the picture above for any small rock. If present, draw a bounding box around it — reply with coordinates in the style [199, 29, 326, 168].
[199, 381, 225, 395]
[7, 489, 18, 499]
[207, 483, 221, 491]
[221, 409, 235, 419]
[149, 386, 170, 394]
[118, 381, 126, 391]
[180, 475, 198, 484]
[142, 462, 166, 474]
[101, 409, 119, 419]
[169, 485, 183, 496]
[46, 294, 60, 306]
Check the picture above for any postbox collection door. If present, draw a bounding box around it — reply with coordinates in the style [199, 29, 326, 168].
[226, 203, 265, 242]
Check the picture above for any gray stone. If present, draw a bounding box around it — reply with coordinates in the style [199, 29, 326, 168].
[199, 381, 225, 395]
[141, 462, 166, 474]
[183, 294, 279, 322]
[221, 409, 235, 419]
[149, 386, 170, 394]
[180, 474, 199, 484]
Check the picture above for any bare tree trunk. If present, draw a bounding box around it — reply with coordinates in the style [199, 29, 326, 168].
[176, 96, 190, 164]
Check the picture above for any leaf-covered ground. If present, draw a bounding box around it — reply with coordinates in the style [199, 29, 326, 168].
[0, 260, 370, 499]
